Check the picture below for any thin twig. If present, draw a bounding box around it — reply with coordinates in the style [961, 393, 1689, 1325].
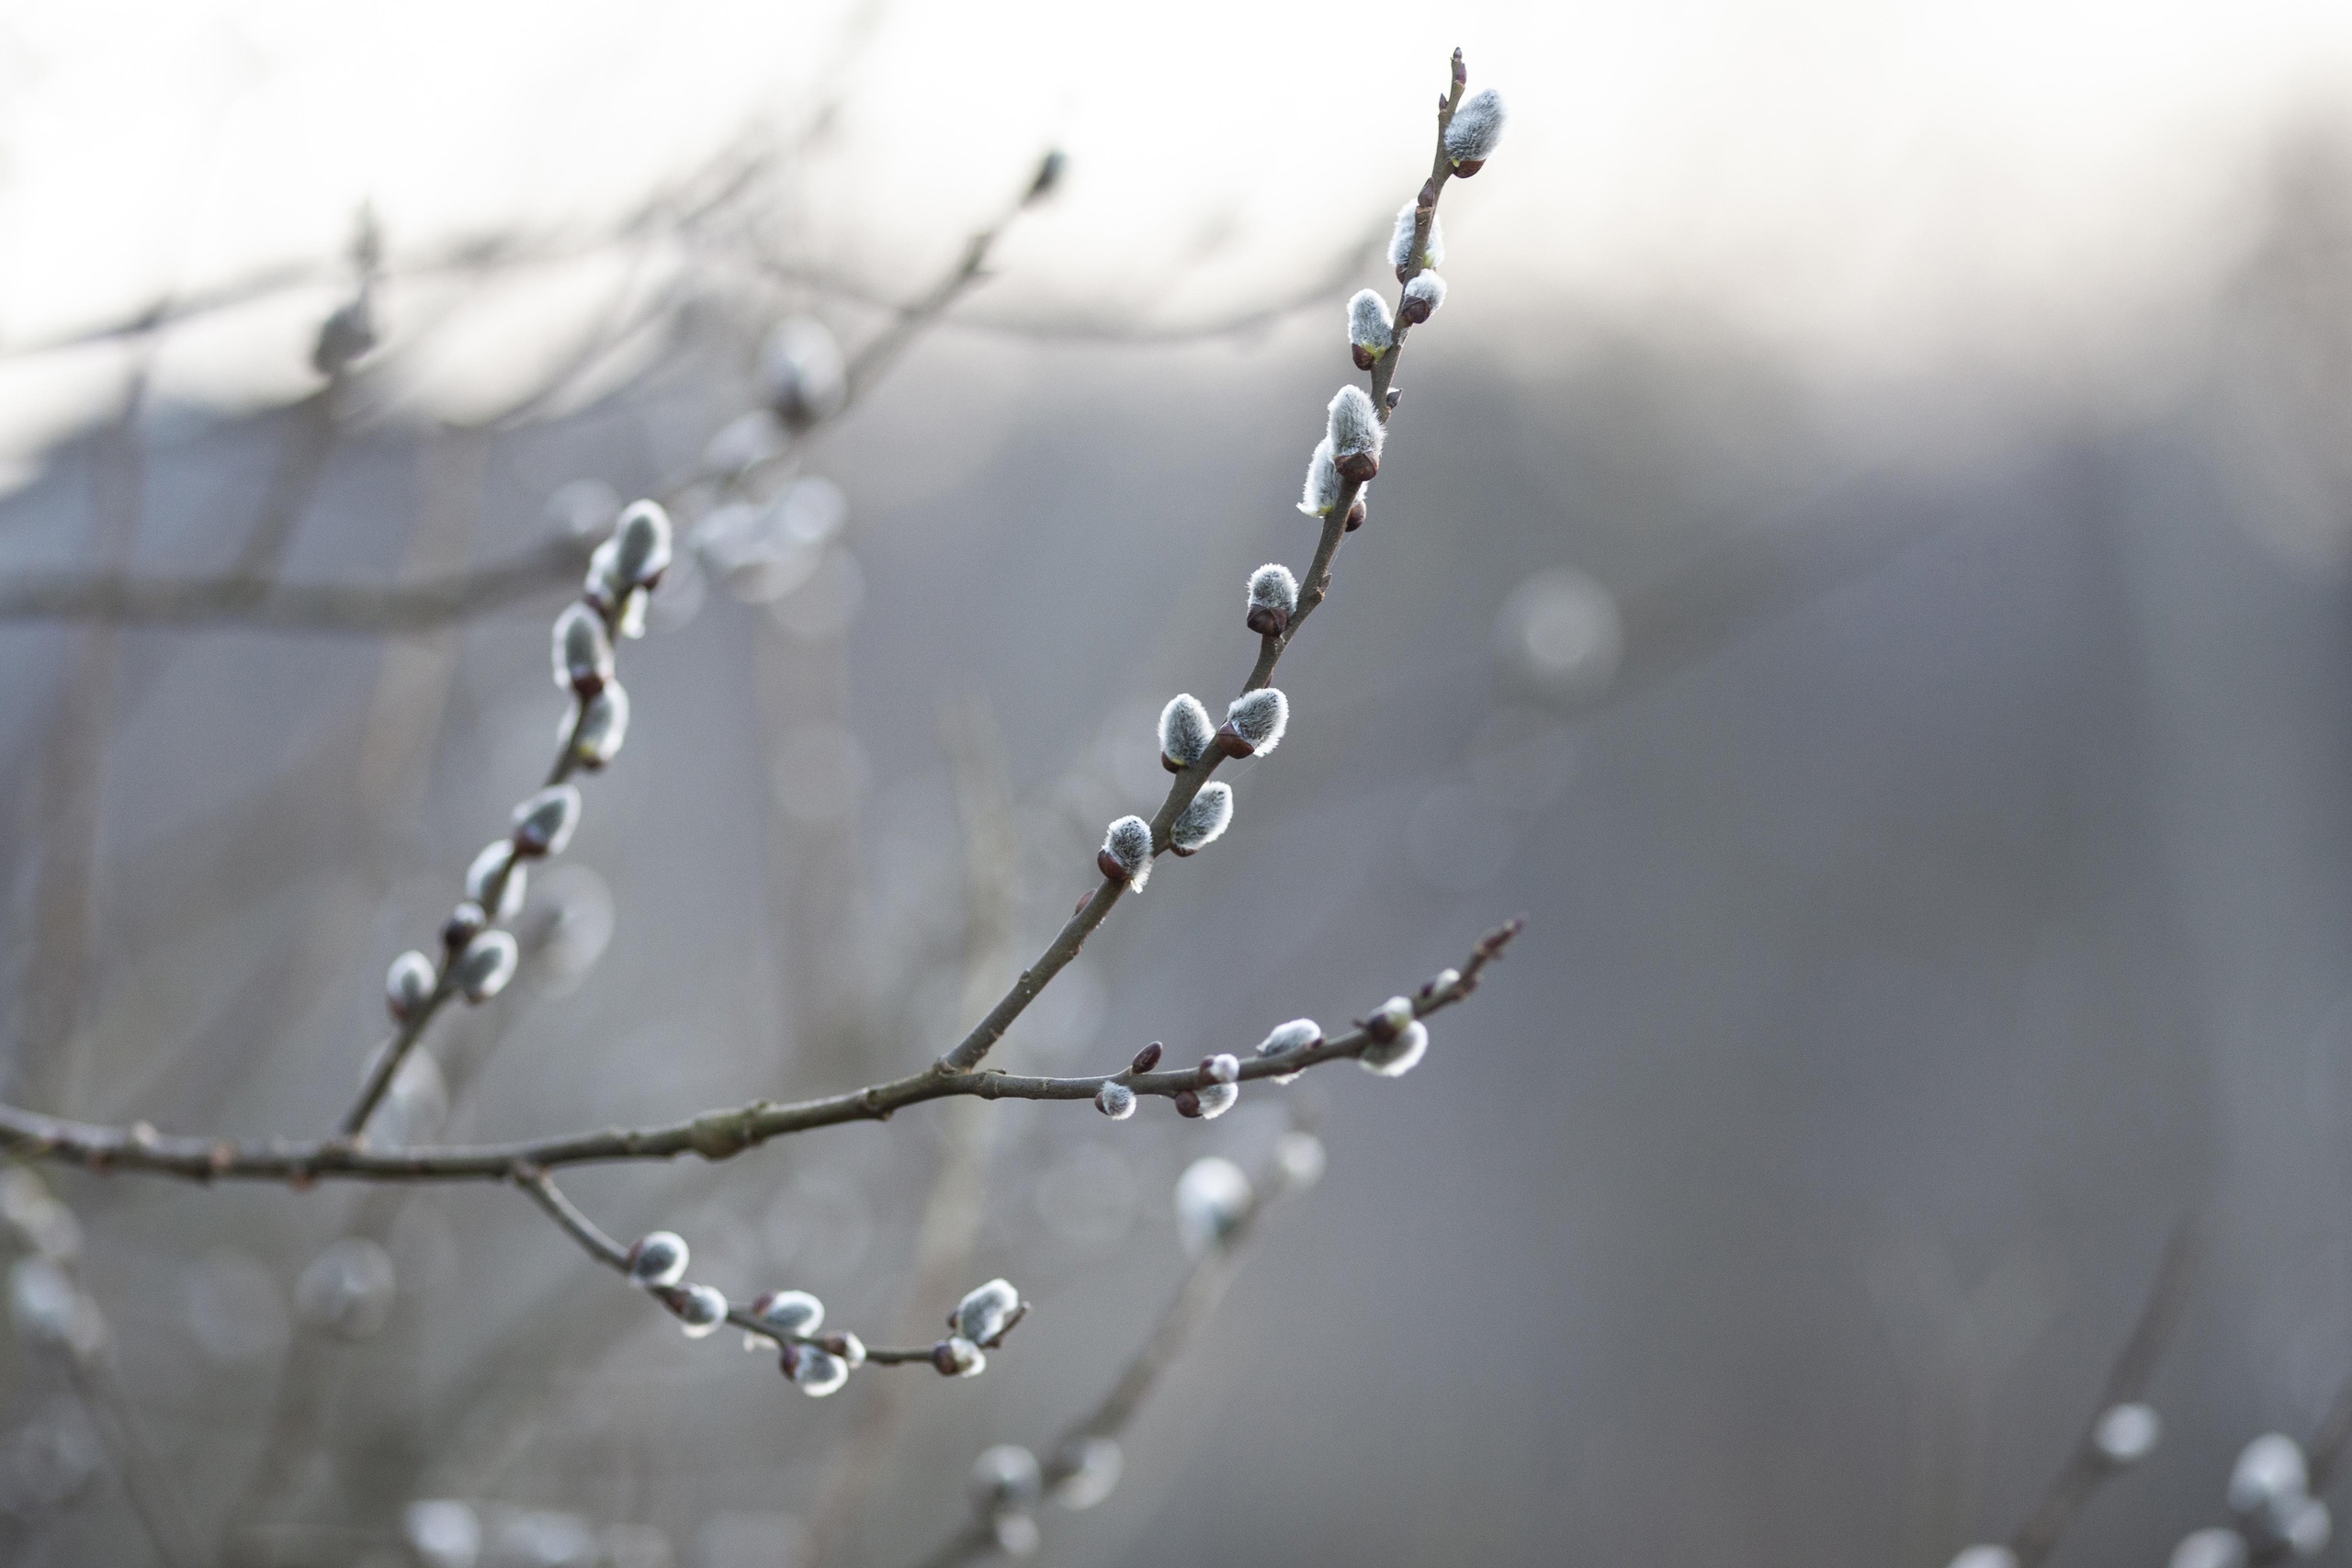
[512, 1166, 975, 1368]
[0, 921, 1518, 1182]
[2006, 1219, 2199, 1567]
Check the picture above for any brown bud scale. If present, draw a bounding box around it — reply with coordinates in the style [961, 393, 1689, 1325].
[1335, 450, 1379, 484]
[1095, 848, 1125, 881]
[1131, 1041, 1163, 1075]
[1213, 723, 1255, 759]
[1246, 604, 1289, 638]
[1345, 497, 1367, 533]
[1173, 1089, 1202, 1119]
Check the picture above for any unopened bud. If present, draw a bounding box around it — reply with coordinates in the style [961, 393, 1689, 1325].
[386, 951, 436, 1021]
[1276, 1129, 1329, 1188]
[1169, 783, 1233, 856]
[2092, 1402, 2161, 1466]
[627, 1231, 687, 1288]
[1131, 1042, 1163, 1074]
[1247, 563, 1298, 637]
[1326, 385, 1383, 482]
[1346, 492, 1368, 531]
[453, 931, 516, 1001]
[551, 602, 614, 695]
[1216, 688, 1288, 758]
[956, 1278, 1022, 1345]
[2231, 1434, 2308, 1516]
[570, 683, 630, 770]
[933, 1336, 987, 1377]
[465, 840, 526, 921]
[1360, 1019, 1428, 1077]
[1366, 996, 1415, 1043]
[971, 1444, 1044, 1516]
[2169, 1529, 2250, 1568]
[1443, 87, 1508, 171]
[1097, 815, 1153, 891]
[672, 1283, 729, 1337]
[1297, 438, 1342, 517]
[761, 317, 848, 428]
[1174, 1156, 1252, 1254]
[1256, 1018, 1321, 1084]
[1095, 1081, 1136, 1119]
[613, 502, 673, 590]
[1158, 694, 1214, 773]
[442, 901, 486, 951]
[1201, 1054, 1240, 1085]
[751, 1289, 824, 1337]
[792, 1344, 850, 1395]
[511, 785, 582, 858]
[1451, 48, 1466, 85]
[1419, 967, 1463, 1000]
[1400, 271, 1446, 325]
[1348, 289, 1394, 369]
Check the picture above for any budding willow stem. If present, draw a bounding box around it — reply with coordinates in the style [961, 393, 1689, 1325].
[0, 923, 1518, 1183]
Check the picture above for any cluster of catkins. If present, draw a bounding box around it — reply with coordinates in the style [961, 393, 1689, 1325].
[380, 502, 669, 1031]
[621, 1228, 1023, 1398]
[1087, 84, 1513, 1119]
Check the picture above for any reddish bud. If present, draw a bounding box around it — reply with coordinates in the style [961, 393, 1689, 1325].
[1131, 1041, 1163, 1075]
[1214, 721, 1254, 759]
[1246, 604, 1290, 637]
[441, 902, 486, 952]
[1335, 450, 1379, 484]
[1173, 1089, 1203, 1118]
[1399, 295, 1432, 327]
[1351, 344, 1378, 371]
[1453, 49, 1467, 85]
[1453, 158, 1486, 178]
[1095, 847, 1125, 881]
[1344, 496, 1367, 533]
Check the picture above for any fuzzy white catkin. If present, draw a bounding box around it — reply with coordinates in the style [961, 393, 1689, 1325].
[942, 1336, 987, 1377]
[1348, 288, 1394, 353]
[584, 538, 624, 606]
[1257, 1018, 1321, 1084]
[1170, 783, 1233, 855]
[1360, 1019, 1429, 1077]
[1101, 816, 1153, 890]
[791, 1346, 849, 1396]
[452, 931, 518, 1003]
[464, 841, 526, 922]
[1174, 1156, 1253, 1255]
[1249, 563, 1298, 617]
[570, 683, 630, 768]
[753, 1289, 824, 1337]
[551, 602, 614, 693]
[2230, 1435, 2308, 1516]
[1158, 694, 1214, 769]
[971, 1444, 1044, 1514]
[628, 1232, 687, 1288]
[613, 502, 673, 589]
[2284, 1501, 2333, 1557]
[1327, 385, 1383, 460]
[1193, 1080, 1238, 1120]
[1297, 438, 1341, 516]
[762, 317, 848, 427]
[674, 1284, 729, 1337]
[1226, 688, 1289, 756]
[956, 1278, 1021, 1345]
[1388, 200, 1446, 274]
[1444, 87, 1508, 164]
[1094, 1081, 1136, 1120]
[385, 951, 435, 1020]
[1946, 1550, 2017, 1568]
[1276, 1130, 1329, 1189]
[512, 785, 582, 858]
[2170, 1529, 2250, 1568]
[2092, 1402, 2161, 1465]
[1403, 271, 1447, 317]
[1204, 1053, 1241, 1084]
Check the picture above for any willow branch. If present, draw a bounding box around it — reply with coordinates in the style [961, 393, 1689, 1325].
[0, 922, 1516, 1183]
[512, 1168, 992, 1368]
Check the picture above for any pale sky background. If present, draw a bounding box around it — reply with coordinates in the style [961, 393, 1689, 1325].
[0, 0, 2349, 477]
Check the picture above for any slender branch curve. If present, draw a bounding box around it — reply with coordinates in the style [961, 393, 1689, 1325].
[0, 922, 1518, 1183]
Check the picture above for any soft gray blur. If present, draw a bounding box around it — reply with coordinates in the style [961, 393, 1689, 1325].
[4, 13, 2352, 1568]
